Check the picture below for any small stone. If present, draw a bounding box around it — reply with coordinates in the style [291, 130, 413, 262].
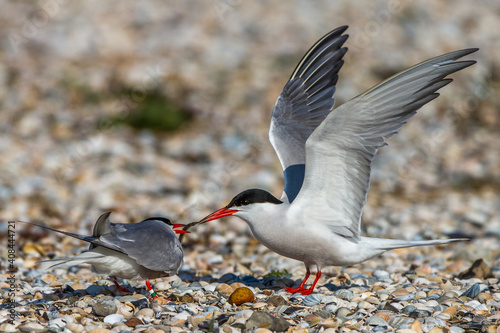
[118, 296, 138, 302]
[461, 283, 481, 298]
[366, 296, 381, 305]
[303, 294, 322, 306]
[66, 323, 85, 333]
[92, 297, 117, 316]
[457, 259, 494, 279]
[89, 329, 112, 333]
[22, 242, 45, 256]
[234, 309, 254, 319]
[267, 295, 288, 306]
[411, 319, 422, 332]
[103, 313, 125, 325]
[428, 327, 445, 333]
[216, 283, 234, 297]
[179, 294, 196, 303]
[442, 305, 458, 317]
[154, 281, 169, 290]
[391, 288, 410, 297]
[230, 282, 247, 289]
[318, 318, 340, 329]
[228, 287, 255, 306]
[137, 308, 154, 317]
[188, 316, 206, 328]
[44, 293, 60, 302]
[304, 314, 322, 326]
[252, 302, 268, 309]
[254, 329, 273, 333]
[245, 311, 290, 332]
[336, 307, 353, 317]
[86, 284, 106, 296]
[374, 311, 392, 321]
[116, 301, 136, 319]
[477, 292, 492, 302]
[0, 323, 16, 332]
[125, 317, 143, 328]
[18, 322, 46, 332]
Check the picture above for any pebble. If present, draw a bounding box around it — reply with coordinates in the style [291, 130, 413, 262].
[137, 308, 154, 317]
[92, 297, 117, 317]
[18, 322, 46, 332]
[86, 284, 106, 296]
[5, 2, 499, 332]
[124, 317, 143, 328]
[66, 323, 85, 333]
[103, 313, 125, 325]
[0, 324, 17, 333]
[216, 283, 234, 297]
[267, 295, 288, 306]
[245, 311, 290, 331]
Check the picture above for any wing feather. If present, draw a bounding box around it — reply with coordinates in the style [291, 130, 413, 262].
[292, 48, 478, 242]
[270, 26, 349, 202]
[100, 220, 183, 273]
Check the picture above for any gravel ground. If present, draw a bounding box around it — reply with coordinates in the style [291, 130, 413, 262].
[1, 1, 499, 332]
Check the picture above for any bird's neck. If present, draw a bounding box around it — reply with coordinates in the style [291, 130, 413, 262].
[236, 203, 288, 246]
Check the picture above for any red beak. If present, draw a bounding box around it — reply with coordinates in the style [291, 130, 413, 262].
[200, 207, 238, 223]
[172, 224, 190, 234]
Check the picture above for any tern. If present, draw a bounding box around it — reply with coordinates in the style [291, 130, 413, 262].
[198, 26, 477, 294]
[21, 212, 187, 299]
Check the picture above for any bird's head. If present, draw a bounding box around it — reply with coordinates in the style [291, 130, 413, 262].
[142, 217, 189, 234]
[199, 188, 283, 223]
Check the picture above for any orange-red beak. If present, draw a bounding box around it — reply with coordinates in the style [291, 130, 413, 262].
[199, 207, 238, 223]
[172, 224, 190, 234]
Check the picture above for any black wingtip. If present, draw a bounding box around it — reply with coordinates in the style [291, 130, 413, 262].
[334, 25, 349, 34]
[464, 47, 479, 54]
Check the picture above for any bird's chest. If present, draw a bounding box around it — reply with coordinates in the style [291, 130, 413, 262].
[247, 216, 323, 263]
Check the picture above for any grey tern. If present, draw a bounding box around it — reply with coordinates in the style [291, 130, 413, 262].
[21, 212, 187, 299]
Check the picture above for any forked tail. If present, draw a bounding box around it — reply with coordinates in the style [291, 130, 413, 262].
[37, 252, 104, 271]
[372, 237, 468, 251]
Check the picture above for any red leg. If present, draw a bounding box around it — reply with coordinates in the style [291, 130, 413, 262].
[285, 268, 311, 294]
[300, 271, 322, 295]
[112, 277, 132, 293]
[146, 280, 158, 300]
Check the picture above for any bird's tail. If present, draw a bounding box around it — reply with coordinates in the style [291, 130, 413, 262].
[37, 252, 104, 271]
[370, 237, 468, 251]
[17, 220, 92, 243]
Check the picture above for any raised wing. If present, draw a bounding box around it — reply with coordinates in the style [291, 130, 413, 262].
[269, 26, 348, 202]
[99, 219, 183, 273]
[93, 212, 112, 237]
[292, 49, 478, 242]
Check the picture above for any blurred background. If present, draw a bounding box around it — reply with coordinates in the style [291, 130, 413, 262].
[1, 0, 499, 276]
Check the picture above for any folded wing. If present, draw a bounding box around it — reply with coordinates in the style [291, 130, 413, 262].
[100, 219, 183, 273]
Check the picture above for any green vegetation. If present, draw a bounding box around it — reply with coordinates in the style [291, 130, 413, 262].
[59, 76, 192, 133]
[263, 269, 291, 279]
[113, 88, 192, 132]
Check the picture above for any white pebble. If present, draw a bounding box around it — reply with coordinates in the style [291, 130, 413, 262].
[103, 313, 125, 325]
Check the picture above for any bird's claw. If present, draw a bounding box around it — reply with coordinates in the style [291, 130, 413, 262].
[299, 288, 315, 295]
[285, 286, 316, 295]
[285, 286, 307, 294]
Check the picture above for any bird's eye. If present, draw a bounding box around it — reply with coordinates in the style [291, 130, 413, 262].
[243, 200, 250, 205]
